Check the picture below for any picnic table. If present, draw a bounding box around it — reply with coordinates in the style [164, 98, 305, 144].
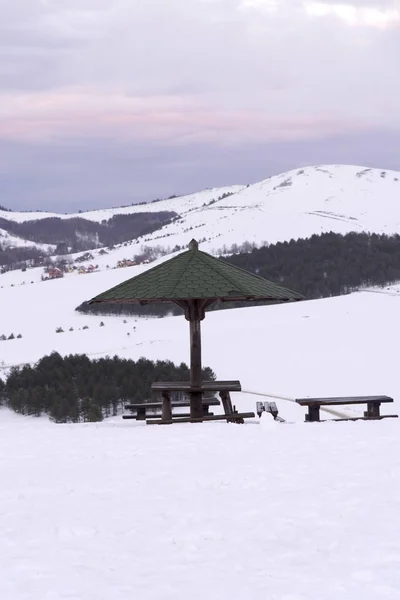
[123, 398, 220, 420]
[148, 380, 255, 425]
[296, 395, 398, 423]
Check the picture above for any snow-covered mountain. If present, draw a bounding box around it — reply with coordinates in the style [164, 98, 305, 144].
[136, 164, 400, 253]
[1, 164, 400, 256]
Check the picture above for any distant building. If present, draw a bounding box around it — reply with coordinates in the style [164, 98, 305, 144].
[42, 267, 63, 281]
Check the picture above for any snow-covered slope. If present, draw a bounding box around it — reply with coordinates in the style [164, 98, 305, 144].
[1, 165, 400, 255]
[132, 164, 400, 252]
[0, 229, 55, 252]
[1, 259, 399, 422]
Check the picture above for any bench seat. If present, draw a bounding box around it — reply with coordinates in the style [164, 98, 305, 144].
[125, 398, 220, 410]
[124, 398, 220, 420]
[296, 395, 396, 422]
[296, 395, 393, 407]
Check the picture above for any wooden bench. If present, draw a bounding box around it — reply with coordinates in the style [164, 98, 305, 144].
[123, 398, 219, 421]
[296, 395, 398, 423]
[149, 380, 254, 424]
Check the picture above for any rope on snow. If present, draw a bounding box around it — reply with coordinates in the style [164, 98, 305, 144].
[241, 388, 360, 420]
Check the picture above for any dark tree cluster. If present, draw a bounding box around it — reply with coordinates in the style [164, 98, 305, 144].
[1, 352, 216, 423]
[101, 213, 178, 246]
[0, 211, 178, 255]
[76, 231, 400, 318]
[0, 246, 46, 270]
[222, 231, 400, 299]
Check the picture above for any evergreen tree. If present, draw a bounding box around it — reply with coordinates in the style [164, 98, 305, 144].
[3, 352, 216, 423]
[87, 405, 103, 422]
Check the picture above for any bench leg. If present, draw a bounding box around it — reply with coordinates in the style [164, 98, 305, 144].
[220, 391, 241, 423]
[306, 404, 320, 422]
[161, 391, 172, 421]
[190, 392, 204, 419]
[220, 390, 233, 414]
[137, 408, 146, 421]
[366, 402, 381, 419]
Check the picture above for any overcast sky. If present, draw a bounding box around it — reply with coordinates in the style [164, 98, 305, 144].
[1, 0, 399, 211]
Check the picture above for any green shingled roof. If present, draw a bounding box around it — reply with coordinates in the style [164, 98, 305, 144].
[89, 240, 303, 304]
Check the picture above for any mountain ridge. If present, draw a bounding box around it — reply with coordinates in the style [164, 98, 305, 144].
[1, 164, 400, 258]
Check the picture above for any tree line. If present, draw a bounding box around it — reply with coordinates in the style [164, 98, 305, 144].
[222, 231, 400, 298]
[76, 231, 400, 318]
[0, 352, 216, 423]
[0, 211, 177, 258]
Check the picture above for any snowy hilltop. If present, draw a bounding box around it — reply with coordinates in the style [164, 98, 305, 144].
[1, 165, 400, 257]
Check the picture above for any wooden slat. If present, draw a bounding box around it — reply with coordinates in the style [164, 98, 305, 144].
[123, 412, 216, 420]
[146, 412, 255, 425]
[296, 395, 393, 406]
[125, 398, 220, 410]
[151, 380, 242, 393]
[125, 402, 163, 410]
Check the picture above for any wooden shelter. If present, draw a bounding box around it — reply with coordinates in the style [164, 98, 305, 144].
[89, 239, 303, 421]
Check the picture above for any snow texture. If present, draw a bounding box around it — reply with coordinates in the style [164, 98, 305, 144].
[0, 408, 399, 600]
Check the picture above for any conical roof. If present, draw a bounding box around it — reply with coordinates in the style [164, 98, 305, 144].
[89, 239, 303, 304]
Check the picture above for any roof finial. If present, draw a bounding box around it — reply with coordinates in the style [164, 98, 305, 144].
[189, 239, 199, 251]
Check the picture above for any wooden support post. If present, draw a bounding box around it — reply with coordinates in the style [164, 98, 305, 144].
[306, 404, 320, 422]
[220, 390, 236, 423]
[366, 401, 381, 419]
[137, 406, 146, 421]
[177, 295, 212, 421]
[189, 306, 204, 420]
[161, 391, 172, 421]
[220, 390, 233, 414]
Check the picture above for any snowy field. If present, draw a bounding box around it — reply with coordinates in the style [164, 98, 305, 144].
[1, 409, 399, 600]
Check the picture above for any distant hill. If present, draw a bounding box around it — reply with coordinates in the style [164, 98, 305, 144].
[1, 165, 400, 259]
[0, 211, 177, 252]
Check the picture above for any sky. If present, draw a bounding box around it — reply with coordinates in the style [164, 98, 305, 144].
[0, 0, 399, 212]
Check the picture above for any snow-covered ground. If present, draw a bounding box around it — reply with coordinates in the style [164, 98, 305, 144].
[2, 165, 400, 258]
[1, 240, 400, 598]
[1, 405, 399, 600]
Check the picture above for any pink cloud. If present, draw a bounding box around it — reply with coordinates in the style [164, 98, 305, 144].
[0, 89, 374, 146]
